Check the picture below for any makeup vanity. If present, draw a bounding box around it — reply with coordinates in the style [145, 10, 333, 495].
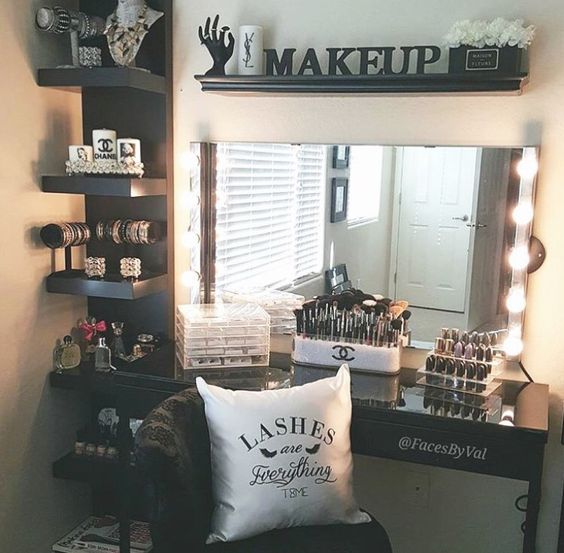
[50, 144, 549, 553]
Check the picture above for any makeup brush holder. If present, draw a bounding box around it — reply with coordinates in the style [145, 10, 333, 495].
[292, 335, 401, 375]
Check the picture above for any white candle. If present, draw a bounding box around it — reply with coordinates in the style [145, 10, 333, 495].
[68, 145, 93, 162]
[238, 26, 264, 75]
[117, 138, 142, 164]
[92, 129, 117, 161]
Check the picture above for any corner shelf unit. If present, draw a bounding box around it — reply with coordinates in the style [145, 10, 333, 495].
[38, 0, 174, 346]
[195, 73, 529, 96]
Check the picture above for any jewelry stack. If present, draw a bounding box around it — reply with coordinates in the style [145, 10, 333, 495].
[95, 219, 160, 245]
[40, 222, 91, 249]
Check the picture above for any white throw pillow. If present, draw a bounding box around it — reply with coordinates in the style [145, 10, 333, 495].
[196, 364, 370, 543]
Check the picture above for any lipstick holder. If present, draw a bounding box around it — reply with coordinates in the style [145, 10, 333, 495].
[418, 352, 505, 396]
[292, 335, 401, 375]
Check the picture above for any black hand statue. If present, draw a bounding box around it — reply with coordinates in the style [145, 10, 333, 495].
[199, 15, 235, 76]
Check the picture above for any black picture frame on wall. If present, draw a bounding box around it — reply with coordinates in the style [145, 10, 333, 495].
[330, 178, 348, 223]
[332, 145, 350, 169]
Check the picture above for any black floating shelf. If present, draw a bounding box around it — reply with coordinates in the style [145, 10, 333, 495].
[38, 67, 166, 94]
[195, 73, 529, 96]
[53, 452, 121, 482]
[42, 176, 166, 197]
[46, 270, 168, 300]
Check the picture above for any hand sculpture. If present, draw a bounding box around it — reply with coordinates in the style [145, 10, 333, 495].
[199, 15, 235, 76]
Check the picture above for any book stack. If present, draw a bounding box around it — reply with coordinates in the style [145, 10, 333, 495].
[52, 516, 152, 553]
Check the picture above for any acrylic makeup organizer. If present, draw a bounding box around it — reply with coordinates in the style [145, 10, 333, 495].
[417, 328, 506, 397]
[175, 303, 270, 376]
[221, 288, 305, 335]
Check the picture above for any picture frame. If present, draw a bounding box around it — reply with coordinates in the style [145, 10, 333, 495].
[332, 145, 350, 169]
[325, 263, 352, 294]
[330, 178, 348, 223]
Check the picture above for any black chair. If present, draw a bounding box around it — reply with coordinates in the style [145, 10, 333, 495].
[135, 388, 392, 553]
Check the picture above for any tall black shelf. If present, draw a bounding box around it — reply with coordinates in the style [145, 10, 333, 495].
[39, 2, 174, 552]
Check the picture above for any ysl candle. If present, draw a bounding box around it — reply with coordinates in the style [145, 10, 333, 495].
[68, 145, 93, 162]
[92, 129, 117, 161]
[238, 26, 264, 75]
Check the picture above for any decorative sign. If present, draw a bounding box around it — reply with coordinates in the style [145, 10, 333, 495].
[264, 46, 442, 76]
[465, 48, 499, 70]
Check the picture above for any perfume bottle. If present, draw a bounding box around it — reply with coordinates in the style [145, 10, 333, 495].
[111, 322, 127, 360]
[95, 337, 113, 372]
[54, 336, 81, 372]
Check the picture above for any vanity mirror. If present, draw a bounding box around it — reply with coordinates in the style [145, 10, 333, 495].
[189, 143, 540, 353]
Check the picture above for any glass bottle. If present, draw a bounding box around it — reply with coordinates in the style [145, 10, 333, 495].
[111, 322, 127, 360]
[95, 337, 112, 372]
[54, 335, 81, 372]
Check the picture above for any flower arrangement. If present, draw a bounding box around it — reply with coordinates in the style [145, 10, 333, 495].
[444, 18, 536, 49]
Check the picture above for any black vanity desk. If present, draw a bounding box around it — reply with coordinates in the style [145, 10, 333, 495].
[51, 364, 548, 553]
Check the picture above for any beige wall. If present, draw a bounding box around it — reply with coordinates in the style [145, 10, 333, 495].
[0, 1, 90, 552]
[174, 1, 564, 551]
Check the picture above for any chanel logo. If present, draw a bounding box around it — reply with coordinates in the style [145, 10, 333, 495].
[331, 345, 356, 362]
[97, 138, 114, 153]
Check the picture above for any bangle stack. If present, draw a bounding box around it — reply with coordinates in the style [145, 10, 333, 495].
[40, 222, 91, 249]
[96, 219, 160, 245]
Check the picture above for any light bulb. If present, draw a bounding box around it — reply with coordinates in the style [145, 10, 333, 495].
[180, 151, 200, 172]
[181, 270, 201, 288]
[506, 288, 526, 313]
[503, 335, 524, 357]
[512, 203, 534, 225]
[517, 157, 539, 179]
[509, 246, 530, 270]
[181, 230, 200, 249]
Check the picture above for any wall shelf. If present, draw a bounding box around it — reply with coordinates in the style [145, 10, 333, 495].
[42, 176, 167, 197]
[46, 270, 168, 300]
[38, 67, 166, 94]
[195, 73, 529, 96]
[53, 452, 121, 483]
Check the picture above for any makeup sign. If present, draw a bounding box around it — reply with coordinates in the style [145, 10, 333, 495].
[264, 46, 442, 76]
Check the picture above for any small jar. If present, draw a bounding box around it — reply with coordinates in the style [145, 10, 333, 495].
[137, 333, 155, 354]
[106, 446, 118, 460]
[85, 443, 96, 457]
[74, 441, 86, 456]
[96, 444, 108, 457]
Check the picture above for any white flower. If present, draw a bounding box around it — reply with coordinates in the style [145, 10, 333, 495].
[444, 18, 536, 49]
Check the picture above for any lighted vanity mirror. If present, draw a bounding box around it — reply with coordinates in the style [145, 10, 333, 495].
[191, 143, 538, 350]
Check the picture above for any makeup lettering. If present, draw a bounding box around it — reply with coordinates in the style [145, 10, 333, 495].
[265, 46, 441, 76]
